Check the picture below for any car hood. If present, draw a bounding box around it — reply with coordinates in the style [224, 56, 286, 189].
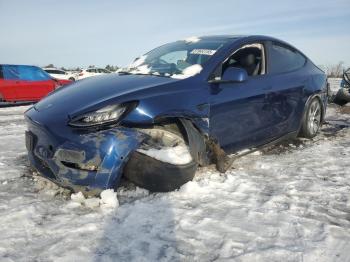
[34, 74, 179, 116]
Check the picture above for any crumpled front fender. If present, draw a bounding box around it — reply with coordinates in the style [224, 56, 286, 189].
[28, 125, 145, 195]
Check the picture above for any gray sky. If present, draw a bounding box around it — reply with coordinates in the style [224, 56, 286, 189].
[0, 0, 349, 68]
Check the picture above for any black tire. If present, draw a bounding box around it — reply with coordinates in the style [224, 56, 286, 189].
[299, 98, 322, 138]
[333, 96, 348, 106]
[123, 124, 197, 192]
[69, 77, 75, 81]
[333, 88, 350, 106]
[123, 151, 197, 192]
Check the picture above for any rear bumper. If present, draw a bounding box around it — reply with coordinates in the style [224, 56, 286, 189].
[25, 116, 145, 196]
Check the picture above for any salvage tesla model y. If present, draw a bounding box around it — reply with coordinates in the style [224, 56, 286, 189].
[25, 35, 328, 195]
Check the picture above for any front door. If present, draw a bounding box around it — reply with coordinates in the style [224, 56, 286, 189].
[209, 42, 279, 152]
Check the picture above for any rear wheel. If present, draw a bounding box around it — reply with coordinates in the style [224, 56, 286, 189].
[69, 77, 75, 81]
[299, 98, 322, 138]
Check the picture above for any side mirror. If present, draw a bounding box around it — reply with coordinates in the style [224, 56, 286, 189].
[209, 67, 248, 84]
[222, 67, 248, 83]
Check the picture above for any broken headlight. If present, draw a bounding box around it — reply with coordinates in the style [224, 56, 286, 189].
[69, 104, 127, 127]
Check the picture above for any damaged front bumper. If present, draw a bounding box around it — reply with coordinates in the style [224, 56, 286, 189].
[25, 116, 145, 195]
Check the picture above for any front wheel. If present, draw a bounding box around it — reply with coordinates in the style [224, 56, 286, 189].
[299, 98, 322, 138]
[123, 126, 197, 192]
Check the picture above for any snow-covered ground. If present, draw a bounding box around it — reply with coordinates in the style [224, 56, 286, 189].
[1, 98, 350, 261]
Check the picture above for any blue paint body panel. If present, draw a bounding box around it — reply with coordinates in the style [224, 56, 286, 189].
[24, 35, 327, 193]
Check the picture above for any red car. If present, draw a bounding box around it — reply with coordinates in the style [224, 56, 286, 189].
[0, 64, 71, 103]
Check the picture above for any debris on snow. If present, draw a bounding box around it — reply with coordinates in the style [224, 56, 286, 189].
[71, 191, 85, 203]
[33, 174, 69, 196]
[69, 190, 119, 209]
[117, 186, 149, 198]
[100, 189, 119, 209]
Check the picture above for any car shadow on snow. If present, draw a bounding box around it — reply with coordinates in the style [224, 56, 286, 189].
[93, 183, 183, 262]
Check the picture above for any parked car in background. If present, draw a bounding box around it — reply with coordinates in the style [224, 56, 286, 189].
[43, 68, 77, 81]
[25, 35, 327, 195]
[0, 64, 71, 103]
[333, 67, 350, 106]
[77, 68, 111, 80]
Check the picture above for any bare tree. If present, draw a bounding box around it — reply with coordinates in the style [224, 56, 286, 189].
[326, 61, 345, 78]
[44, 64, 55, 68]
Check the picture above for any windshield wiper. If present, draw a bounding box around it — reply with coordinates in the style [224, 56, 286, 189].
[118, 70, 171, 78]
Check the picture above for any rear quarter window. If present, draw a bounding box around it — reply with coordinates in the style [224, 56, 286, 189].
[0, 66, 3, 79]
[269, 43, 306, 74]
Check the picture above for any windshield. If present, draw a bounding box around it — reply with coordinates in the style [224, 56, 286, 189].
[121, 37, 227, 79]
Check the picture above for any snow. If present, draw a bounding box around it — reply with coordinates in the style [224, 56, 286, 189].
[71, 191, 85, 203]
[70, 190, 118, 210]
[1, 82, 350, 261]
[171, 64, 203, 79]
[128, 55, 147, 69]
[100, 189, 119, 209]
[137, 143, 193, 165]
[184, 36, 201, 43]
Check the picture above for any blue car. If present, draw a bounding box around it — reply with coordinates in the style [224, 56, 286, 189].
[25, 35, 328, 195]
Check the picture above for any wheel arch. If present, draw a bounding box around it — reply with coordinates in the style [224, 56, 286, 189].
[298, 93, 325, 136]
[158, 116, 209, 167]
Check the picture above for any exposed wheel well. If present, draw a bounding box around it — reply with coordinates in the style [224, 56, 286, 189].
[128, 117, 209, 166]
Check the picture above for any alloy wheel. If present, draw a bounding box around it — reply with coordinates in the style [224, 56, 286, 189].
[308, 99, 321, 135]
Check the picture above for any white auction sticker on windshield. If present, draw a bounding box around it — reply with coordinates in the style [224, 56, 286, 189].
[190, 49, 216, 55]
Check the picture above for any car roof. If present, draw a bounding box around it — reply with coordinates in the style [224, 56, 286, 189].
[43, 68, 64, 71]
[0, 64, 41, 68]
[198, 35, 303, 54]
[198, 34, 286, 43]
